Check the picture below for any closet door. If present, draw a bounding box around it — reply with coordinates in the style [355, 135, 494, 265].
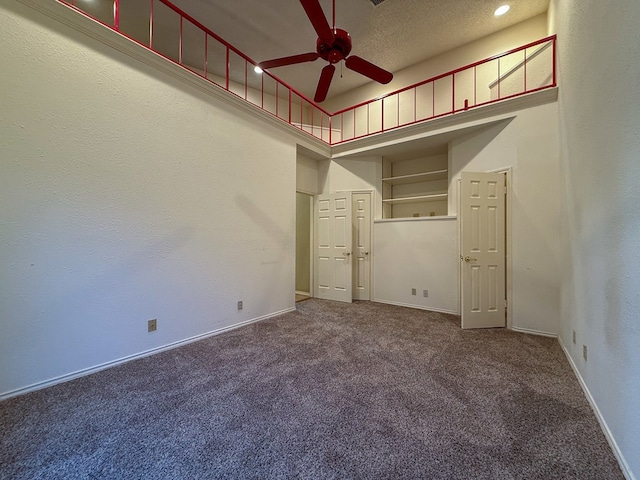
[460, 172, 506, 328]
[315, 193, 352, 303]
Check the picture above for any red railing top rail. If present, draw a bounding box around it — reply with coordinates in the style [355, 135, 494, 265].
[154, 0, 333, 116]
[331, 34, 557, 116]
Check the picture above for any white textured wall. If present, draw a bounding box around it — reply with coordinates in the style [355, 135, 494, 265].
[370, 101, 561, 324]
[326, 156, 383, 218]
[449, 103, 562, 335]
[296, 153, 321, 194]
[374, 218, 458, 314]
[0, 2, 296, 396]
[550, 0, 640, 477]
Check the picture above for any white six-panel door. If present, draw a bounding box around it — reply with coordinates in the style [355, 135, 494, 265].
[315, 193, 353, 303]
[352, 193, 372, 301]
[460, 172, 506, 329]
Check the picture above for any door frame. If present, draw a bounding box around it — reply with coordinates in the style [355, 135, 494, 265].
[296, 190, 315, 298]
[336, 189, 375, 301]
[457, 168, 512, 329]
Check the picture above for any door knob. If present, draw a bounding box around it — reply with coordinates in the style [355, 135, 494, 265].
[364, 251, 369, 256]
[464, 256, 477, 263]
[343, 251, 351, 256]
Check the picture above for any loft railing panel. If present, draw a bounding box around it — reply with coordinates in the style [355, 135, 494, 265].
[454, 69, 474, 111]
[205, 36, 227, 88]
[277, 87, 291, 123]
[180, 17, 206, 75]
[152, 1, 180, 64]
[227, 50, 247, 99]
[261, 75, 278, 117]
[415, 82, 435, 122]
[525, 42, 555, 90]
[433, 76, 453, 117]
[118, 0, 150, 46]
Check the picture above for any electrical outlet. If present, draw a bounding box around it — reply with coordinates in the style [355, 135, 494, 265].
[572, 330, 576, 344]
[411, 288, 416, 296]
[583, 345, 588, 361]
[237, 300, 243, 310]
[148, 319, 157, 332]
[423, 290, 429, 298]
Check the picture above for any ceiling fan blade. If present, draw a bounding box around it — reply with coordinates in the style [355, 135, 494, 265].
[259, 52, 319, 70]
[300, 0, 334, 44]
[345, 55, 393, 84]
[314, 64, 335, 103]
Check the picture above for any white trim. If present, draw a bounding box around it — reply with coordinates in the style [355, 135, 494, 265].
[558, 338, 637, 480]
[510, 326, 557, 338]
[0, 307, 295, 401]
[373, 299, 458, 315]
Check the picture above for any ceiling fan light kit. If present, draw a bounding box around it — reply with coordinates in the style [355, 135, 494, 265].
[257, 0, 393, 103]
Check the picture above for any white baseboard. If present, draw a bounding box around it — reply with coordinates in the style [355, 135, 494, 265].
[558, 337, 636, 480]
[510, 326, 557, 337]
[0, 307, 295, 401]
[372, 298, 458, 315]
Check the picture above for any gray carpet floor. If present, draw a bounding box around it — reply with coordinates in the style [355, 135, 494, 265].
[0, 299, 624, 479]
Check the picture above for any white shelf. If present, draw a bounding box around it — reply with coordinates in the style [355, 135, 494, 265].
[375, 216, 457, 223]
[382, 169, 448, 185]
[382, 193, 448, 204]
[382, 155, 449, 219]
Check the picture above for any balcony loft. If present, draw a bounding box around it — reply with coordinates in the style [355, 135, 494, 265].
[42, 0, 556, 147]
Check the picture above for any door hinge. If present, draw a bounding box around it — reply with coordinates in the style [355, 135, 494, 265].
[504, 299, 508, 309]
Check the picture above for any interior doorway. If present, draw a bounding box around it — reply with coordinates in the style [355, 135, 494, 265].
[296, 192, 313, 302]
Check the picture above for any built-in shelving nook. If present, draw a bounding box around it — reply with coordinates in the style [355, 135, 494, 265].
[382, 150, 449, 219]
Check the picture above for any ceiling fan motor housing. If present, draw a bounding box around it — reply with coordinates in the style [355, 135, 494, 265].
[317, 28, 352, 64]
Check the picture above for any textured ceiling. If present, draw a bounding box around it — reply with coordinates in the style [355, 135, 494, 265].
[167, 0, 549, 101]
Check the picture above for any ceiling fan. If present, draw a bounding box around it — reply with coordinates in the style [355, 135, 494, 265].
[257, 0, 393, 103]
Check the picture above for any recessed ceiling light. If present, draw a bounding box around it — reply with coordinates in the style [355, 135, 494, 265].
[254, 66, 263, 74]
[494, 5, 510, 16]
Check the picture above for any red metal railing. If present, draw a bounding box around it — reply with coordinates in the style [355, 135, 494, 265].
[57, 0, 556, 146]
[331, 35, 557, 144]
[59, 0, 333, 142]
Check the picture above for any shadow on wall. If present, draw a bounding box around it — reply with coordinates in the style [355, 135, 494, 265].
[234, 194, 293, 306]
[449, 118, 514, 214]
[451, 119, 513, 175]
[234, 194, 291, 254]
